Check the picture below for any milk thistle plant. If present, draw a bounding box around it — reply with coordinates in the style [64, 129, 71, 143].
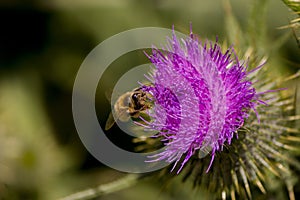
[62, 2, 300, 200]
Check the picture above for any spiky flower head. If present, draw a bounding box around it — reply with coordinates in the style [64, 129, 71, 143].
[134, 27, 300, 199]
[141, 28, 262, 173]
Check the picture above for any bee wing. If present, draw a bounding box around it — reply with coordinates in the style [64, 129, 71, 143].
[105, 111, 115, 130]
[105, 108, 130, 131]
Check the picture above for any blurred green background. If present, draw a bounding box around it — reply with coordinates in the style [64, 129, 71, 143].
[0, 0, 299, 199]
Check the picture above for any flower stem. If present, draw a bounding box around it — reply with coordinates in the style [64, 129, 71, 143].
[59, 174, 145, 200]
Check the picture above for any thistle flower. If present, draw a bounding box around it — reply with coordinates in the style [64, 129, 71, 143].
[141, 28, 261, 173]
[135, 27, 300, 199]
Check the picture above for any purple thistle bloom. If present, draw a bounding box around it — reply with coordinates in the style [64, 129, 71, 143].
[141, 27, 261, 173]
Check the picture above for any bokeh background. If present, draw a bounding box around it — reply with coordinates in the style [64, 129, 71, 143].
[0, 0, 299, 199]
